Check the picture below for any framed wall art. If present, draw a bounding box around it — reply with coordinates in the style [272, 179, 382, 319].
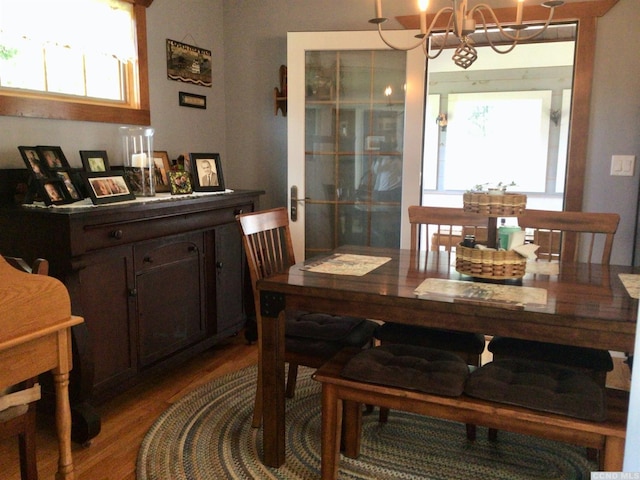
[166, 39, 212, 87]
[179, 91, 207, 109]
[190, 153, 225, 192]
[152, 151, 172, 192]
[82, 172, 136, 205]
[80, 150, 111, 173]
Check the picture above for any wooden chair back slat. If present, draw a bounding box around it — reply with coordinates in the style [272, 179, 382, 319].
[237, 207, 295, 308]
[408, 205, 488, 253]
[517, 209, 620, 265]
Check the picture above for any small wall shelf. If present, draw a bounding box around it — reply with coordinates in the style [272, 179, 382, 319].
[274, 65, 287, 116]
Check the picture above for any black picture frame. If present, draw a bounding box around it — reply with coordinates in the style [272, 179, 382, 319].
[82, 172, 136, 205]
[38, 178, 75, 206]
[56, 171, 82, 201]
[168, 171, 193, 195]
[80, 150, 111, 173]
[190, 153, 225, 192]
[179, 91, 207, 109]
[18, 146, 51, 180]
[36, 146, 70, 172]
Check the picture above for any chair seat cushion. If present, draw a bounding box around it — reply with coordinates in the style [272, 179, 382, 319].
[464, 359, 607, 421]
[488, 336, 613, 372]
[341, 344, 469, 397]
[285, 311, 379, 358]
[376, 323, 485, 355]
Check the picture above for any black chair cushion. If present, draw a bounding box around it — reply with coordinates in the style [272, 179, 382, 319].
[341, 344, 469, 397]
[488, 336, 613, 372]
[464, 359, 607, 421]
[376, 323, 485, 355]
[285, 311, 379, 358]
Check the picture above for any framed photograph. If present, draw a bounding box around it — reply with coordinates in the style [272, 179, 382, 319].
[80, 150, 110, 173]
[152, 151, 172, 192]
[190, 153, 225, 192]
[36, 146, 70, 171]
[56, 171, 82, 201]
[168, 171, 193, 195]
[19, 146, 50, 179]
[38, 179, 74, 206]
[82, 172, 136, 205]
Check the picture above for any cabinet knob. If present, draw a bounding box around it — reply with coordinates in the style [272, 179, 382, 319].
[110, 229, 123, 240]
[143, 256, 153, 263]
[216, 261, 224, 269]
[128, 288, 137, 297]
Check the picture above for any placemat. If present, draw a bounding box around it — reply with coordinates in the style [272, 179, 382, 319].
[302, 253, 391, 276]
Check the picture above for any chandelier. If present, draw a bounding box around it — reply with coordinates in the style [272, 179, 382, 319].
[370, 0, 564, 69]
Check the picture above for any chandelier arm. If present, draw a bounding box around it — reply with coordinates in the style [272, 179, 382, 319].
[470, 3, 558, 43]
[376, 23, 426, 51]
[424, 15, 455, 60]
[475, 9, 521, 55]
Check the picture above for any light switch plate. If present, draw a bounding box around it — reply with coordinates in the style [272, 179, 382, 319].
[610, 155, 636, 176]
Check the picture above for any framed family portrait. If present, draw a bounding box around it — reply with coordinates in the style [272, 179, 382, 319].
[82, 172, 136, 205]
[80, 150, 110, 173]
[190, 153, 225, 192]
[152, 151, 172, 193]
[168, 171, 193, 195]
[19, 146, 50, 180]
[37, 146, 70, 171]
[38, 179, 75, 206]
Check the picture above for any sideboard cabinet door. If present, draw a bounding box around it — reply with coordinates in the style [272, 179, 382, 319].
[214, 222, 245, 337]
[135, 232, 206, 367]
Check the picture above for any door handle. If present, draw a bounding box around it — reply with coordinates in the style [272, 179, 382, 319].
[290, 185, 302, 222]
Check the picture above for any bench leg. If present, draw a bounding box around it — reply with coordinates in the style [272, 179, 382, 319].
[602, 436, 625, 472]
[341, 400, 362, 458]
[321, 384, 342, 480]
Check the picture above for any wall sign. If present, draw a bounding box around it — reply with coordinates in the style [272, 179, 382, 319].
[166, 39, 212, 87]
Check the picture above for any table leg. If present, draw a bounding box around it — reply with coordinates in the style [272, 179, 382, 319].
[53, 369, 74, 480]
[260, 310, 286, 467]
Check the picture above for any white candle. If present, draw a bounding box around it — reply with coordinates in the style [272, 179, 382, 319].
[516, 0, 524, 25]
[131, 153, 146, 168]
[375, 0, 382, 18]
[419, 0, 429, 35]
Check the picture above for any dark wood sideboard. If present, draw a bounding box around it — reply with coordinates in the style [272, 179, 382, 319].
[0, 189, 263, 443]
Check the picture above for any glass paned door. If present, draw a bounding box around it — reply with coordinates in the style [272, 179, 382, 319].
[288, 31, 425, 260]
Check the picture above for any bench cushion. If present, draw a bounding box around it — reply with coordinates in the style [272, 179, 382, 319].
[341, 345, 469, 397]
[376, 323, 486, 355]
[464, 359, 607, 421]
[285, 311, 379, 358]
[488, 336, 613, 372]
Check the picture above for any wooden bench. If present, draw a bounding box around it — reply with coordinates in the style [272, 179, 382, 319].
[313, 349, 628, 480]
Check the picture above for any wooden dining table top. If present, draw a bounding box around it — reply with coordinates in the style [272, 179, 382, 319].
[258, 245, 639, 355]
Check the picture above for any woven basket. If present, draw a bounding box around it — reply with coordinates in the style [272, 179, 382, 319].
[455, 244, 527, 280]
[463, 192, 527, 217]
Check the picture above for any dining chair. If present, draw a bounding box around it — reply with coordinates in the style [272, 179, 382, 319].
[487, 209, 621, 443]
[236, 207, 379, 428]
[0, 256, 48, 480]
[374, 206, 487, 434]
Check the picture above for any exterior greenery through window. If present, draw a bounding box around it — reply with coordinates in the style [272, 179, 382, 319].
[0, 0, 150, 124]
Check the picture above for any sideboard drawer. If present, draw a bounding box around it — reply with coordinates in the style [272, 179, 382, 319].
[79, 202, 253, 253]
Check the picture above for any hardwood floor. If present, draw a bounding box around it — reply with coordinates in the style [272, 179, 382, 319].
[0, 333, 257, 480]
[0, 332, 631, 480]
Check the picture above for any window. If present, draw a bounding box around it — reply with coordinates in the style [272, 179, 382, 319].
[0, 0, 151, 124]
[422, 40, 575, 211]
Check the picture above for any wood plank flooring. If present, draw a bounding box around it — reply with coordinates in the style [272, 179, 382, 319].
[0, 331, 631, 480]
[0, 333, 257, 480]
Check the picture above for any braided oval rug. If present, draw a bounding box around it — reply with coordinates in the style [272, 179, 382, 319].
[137, 365, 596, 480]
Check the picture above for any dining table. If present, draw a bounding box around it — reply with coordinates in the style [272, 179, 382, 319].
[256, 245, 639, 468]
